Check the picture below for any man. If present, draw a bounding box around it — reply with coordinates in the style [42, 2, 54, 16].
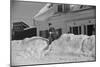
[48, 23, 57, 44]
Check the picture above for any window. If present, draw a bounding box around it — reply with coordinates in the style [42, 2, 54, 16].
[57, 4, 70, 13]
[56, 28, 62, 38]
[87, 24, 95, 36]
[79, 26, 81, 34]
[58, 4, 63, 12]
[69, 26, 82, 35]
[84, 24, 95, 36]
[73, 26, 78, 35]
[39, 30, 49, 38]
[84, 25, 87, 35]
[70, 27, 72, 33]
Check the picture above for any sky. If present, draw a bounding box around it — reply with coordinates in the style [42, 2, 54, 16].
[11, 0, 46, 27]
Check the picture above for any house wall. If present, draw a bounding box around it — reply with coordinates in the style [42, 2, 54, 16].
[36, 8, 96, 36]
[66, 19, 96, 34]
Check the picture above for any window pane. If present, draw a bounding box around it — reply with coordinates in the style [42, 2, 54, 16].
[58, 4, 63, 12]
[84, 25, 86, 35]
[73, 26, 78, 35]
[79, 26, 81, 34]
[87, 25, 95, 36]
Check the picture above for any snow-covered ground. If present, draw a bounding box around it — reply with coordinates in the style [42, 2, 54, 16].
[11, 34, 96, 66]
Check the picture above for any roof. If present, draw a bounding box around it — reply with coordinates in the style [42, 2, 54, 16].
[13, 21, 29, 31]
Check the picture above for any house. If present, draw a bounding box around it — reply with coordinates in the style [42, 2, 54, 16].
[12, 21, 37, 40]
[34, 3, 96, 38]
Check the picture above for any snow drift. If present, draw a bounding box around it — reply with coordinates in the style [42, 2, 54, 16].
[11, 34, 95, 66]
[47, 34, 95, 57]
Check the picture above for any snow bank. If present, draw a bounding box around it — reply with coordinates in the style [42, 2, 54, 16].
[12, 36, 49, 59]
[47, 34, 95, 57]
[11, 34, 96, 65]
